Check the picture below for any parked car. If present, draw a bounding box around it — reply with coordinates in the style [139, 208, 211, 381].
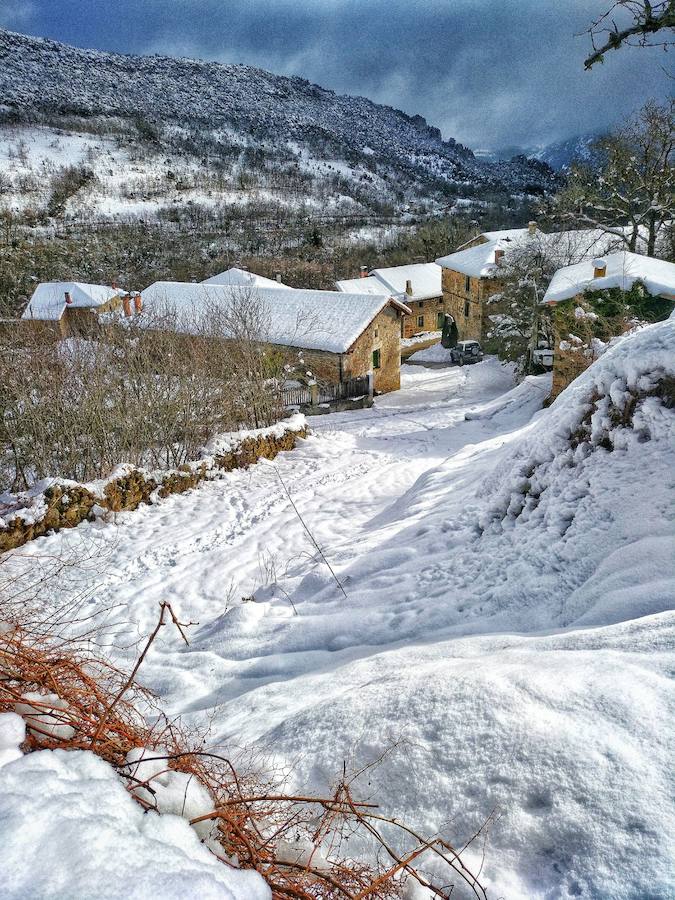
[450, 340, 484, 365]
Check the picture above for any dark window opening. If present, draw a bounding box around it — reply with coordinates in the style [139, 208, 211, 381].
[464, 300, 470, 318]
[372, 348, 381, 369]
[417, 315, 424, 328]
[465, 275, 471, 293]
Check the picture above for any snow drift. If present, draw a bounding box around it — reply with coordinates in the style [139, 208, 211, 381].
[0, 714, 270, 900]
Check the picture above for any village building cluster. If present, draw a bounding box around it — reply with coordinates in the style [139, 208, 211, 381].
[20, 223, 675, 407]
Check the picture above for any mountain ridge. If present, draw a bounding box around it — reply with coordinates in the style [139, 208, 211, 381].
[0, 28, 556, 195]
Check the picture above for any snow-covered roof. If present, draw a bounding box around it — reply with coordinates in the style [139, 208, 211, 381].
[454, 228, 529, 251]
[436, 228, 640, 279]
[336, 263, 441, 302]
[543, 252, 675, 305]
[22, 282, 123, 321]
[202, 267, 291, 290]
[335, 275, 392, 296]
[140, 282, 410, 354]
[370, 263, 442, 301]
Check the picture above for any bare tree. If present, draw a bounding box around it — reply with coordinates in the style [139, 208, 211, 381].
[584, 1, 675, 69]
[546, 99, 674, 257]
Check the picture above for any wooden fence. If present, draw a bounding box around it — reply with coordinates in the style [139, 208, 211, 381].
[281, 375, 371, 409]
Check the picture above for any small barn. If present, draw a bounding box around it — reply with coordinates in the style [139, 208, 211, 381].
[336, 263, 442, 338]
[139, 282, 410, 394]
[21, 282, 127, 337]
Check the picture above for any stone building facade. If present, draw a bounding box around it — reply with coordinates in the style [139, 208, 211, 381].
[400, 295, 446, 339]
[291, 303, 404, 394]
[440, 268, 506, 342]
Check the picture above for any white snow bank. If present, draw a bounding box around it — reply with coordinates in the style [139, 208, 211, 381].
[0, 742, 270, 900]
[407, 341, 455, 363]
[0, 713, 25, 768]
[481, 317, 675, 534]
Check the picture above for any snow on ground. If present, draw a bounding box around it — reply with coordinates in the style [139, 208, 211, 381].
[5, 332, 675, 899]
[0, 714, 269, 900]
[408, 340, 455, 363]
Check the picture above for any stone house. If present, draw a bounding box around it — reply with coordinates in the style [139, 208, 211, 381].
[139, 282, 411, 394]
[21, 282, 129, 337]
[542, 251, 675, 398]
[336, 263, 443, 338]
[435, 223, 638, 344]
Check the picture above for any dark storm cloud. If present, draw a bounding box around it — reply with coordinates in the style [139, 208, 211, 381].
[4, 0, 671, 150]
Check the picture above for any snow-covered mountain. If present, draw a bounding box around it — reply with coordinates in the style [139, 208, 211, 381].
[0, 27, 557, 219]
[531, 132, 604, 171]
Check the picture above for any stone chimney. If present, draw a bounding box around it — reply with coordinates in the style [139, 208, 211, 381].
[593, 258, 607, 278]
[494, 248, 505, 265]
[405, 279, 413, 296]
[133, 292, 143, 314]
[122, 294, 132, 317]
[360, 265, 368, 279]
[64, 291, 73, 305]
[528, 221, 537, 236]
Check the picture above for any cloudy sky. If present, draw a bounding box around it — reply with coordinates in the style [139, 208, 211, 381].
[1, 0, 670, 151]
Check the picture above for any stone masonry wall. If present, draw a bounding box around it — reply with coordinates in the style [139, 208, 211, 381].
[344, 305, 402, 393]
[0, 420, 308, 553]
[441, 268, 506, 342]
[401, 296, 446, 339]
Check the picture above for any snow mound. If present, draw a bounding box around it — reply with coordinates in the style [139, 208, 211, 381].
[481, 318, 674, 532]
[0, 741, 270, 900]
[407, 341, 455, 363]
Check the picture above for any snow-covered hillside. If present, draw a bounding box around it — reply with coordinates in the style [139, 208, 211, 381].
[5, 323, 674, 897]
[0, 28, 557, 224]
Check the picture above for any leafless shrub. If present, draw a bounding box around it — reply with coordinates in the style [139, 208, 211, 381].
[0, 293, 290, 489]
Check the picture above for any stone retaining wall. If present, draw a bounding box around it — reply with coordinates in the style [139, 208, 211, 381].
[0, 420, 308, 553]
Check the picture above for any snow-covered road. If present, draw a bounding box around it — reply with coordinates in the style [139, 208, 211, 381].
[9, 340, 675, 900]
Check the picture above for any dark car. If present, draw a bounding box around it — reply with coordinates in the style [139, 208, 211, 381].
[450, 340, 484, 365]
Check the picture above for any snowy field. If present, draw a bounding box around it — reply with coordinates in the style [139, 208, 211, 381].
[5, 329, 675, 898]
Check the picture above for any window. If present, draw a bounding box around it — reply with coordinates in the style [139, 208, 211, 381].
[464, 275, 471, 293]
[418, 301, 423, 308]
[417, 315, 424, 328]
[437, 297, 443, 304]
[464, 300, 470, 318]
[372, 348, 381, 369]
[374, 326, 379, 338]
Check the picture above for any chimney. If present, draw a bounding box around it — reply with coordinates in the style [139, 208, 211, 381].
[405, 279, 413, 295]
[64, 291, 73, 305]
[528, 220, 537, 236]
[593, 258, 607, 278]
[122, 294, 132, 317]
[133, 292, 143, 314]
[359, 265, 368, 279]
[494, 248, 505, 265]
[275, 272, 282, 283]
